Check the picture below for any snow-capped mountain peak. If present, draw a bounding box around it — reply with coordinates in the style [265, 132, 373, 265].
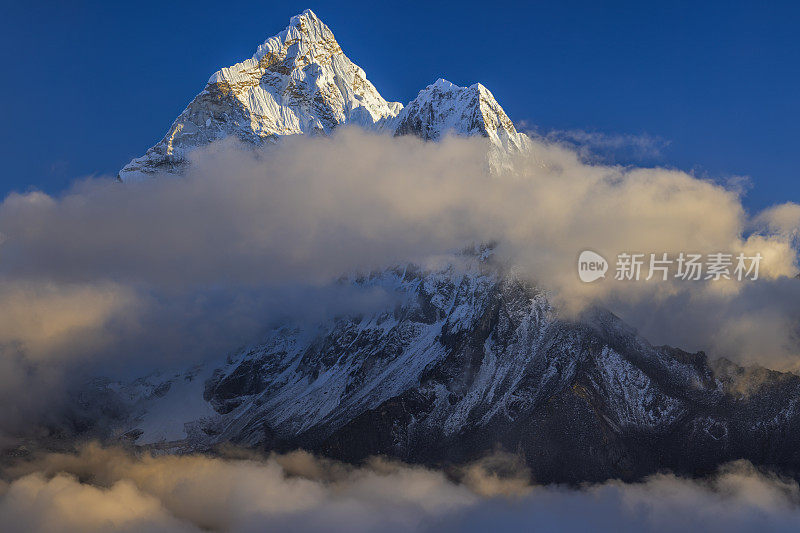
[119, 9, 402, 181]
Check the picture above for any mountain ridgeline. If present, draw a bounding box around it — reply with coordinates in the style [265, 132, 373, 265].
[118, 9, 529, 181]
[84, 10, 800, 484]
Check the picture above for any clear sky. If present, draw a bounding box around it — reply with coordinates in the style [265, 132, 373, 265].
[2, 0, 798, 210]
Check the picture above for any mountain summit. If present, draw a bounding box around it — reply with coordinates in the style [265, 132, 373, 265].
[118, 10, 530, 181]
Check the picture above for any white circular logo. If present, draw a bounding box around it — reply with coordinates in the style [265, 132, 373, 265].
[578, 250, 608, 283]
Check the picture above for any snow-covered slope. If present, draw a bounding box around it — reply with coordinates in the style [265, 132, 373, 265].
[118, 10, 531, 181]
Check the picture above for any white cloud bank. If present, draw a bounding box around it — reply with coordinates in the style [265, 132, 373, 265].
[0, 128, 799, 441]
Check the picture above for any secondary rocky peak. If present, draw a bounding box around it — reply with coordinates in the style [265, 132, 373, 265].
[393, 78, 531, 155]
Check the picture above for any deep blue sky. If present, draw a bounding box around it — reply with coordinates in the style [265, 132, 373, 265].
[2, 0, 798, 210]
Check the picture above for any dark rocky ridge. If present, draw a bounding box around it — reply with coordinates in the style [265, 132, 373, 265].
[67, 252, 800, 485]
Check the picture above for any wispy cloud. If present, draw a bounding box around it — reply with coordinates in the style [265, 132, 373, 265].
[523, 126, 670, 165]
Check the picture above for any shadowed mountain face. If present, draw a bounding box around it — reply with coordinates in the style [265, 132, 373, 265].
[65, 10, 800, 484]
[69, 250, 800, 484]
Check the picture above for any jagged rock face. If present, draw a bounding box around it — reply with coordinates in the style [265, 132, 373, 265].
[118, 10, 533, 181]
[119, 10, 402, 180]
[311, 290, 800, 484]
